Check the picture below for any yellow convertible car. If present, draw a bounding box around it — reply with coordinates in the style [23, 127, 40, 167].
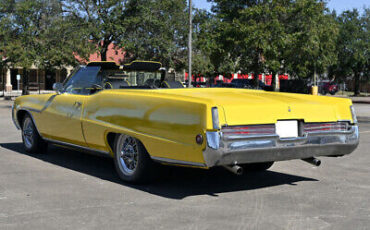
[12, 61, 359, 183]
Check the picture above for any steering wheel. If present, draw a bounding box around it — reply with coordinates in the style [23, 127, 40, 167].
[91, 84, 103, 90]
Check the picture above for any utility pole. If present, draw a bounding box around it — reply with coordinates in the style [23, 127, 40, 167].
[187, 0, 192, 88]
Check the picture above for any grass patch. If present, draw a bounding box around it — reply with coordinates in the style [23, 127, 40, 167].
[336, 91, 370, 97]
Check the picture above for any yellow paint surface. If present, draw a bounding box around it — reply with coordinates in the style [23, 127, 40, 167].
[14, 88, 354, 166]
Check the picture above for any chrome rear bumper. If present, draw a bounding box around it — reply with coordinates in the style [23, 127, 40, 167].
[203, 125, 359, 167]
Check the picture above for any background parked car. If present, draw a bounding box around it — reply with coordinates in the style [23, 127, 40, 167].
[210, 80, 232, 88]
[230, 79, 270, 90]
[280, 79, 311, 94]
[319, 81, 339, 95]
[193, 82, 207, 88]
[184, 80, 207, 88]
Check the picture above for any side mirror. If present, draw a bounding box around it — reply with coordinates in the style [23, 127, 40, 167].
[53, 83, 63, 94]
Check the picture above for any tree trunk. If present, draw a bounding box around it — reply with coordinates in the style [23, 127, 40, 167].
[22, 68, 29, 95]
[354, 72, 360, 96]
[271, 71, 276, 91]
[1, 64, 4, 95]
[100, 40, 110, 62]
[100, 48, 107, 61]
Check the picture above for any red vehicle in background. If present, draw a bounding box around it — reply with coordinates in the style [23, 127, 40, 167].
[320, 81, 339, 95]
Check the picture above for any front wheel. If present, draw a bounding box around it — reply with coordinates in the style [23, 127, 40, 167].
[241, 162, 274, 172]
[113, 134, 156, 183]
[21, 114, 47, 153]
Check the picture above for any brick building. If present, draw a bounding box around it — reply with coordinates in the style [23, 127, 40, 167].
[1, 43, 125, 93]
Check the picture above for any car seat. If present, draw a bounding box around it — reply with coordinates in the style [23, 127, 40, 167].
[161, 80, 184, 88]
[104, 79, 130, 89]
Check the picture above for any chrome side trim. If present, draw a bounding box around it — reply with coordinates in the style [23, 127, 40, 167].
[44, 138, 111, 157]
[16, 108, 44, 138]
[151, 156, 206, 167]
[350, 106, 358, 124]
[16, 106, 110, 157]
[12, 104, 21, 130]
[223, 134, 279, 141]
[211, 107, 220, 130]
[21, 107, 42, 113]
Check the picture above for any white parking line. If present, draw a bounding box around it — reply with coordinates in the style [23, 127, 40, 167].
[359, 131, 370, 134]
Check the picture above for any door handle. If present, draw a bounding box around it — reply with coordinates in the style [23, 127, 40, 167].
[68, 102, 82, 118]
[74, 101, 82, 109]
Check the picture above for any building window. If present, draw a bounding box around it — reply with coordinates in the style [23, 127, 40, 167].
[29, 70, 37, 83]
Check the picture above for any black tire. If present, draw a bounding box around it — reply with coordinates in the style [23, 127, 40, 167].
[241, 162, 274, 172]
[113, 134, 156, 183]
[21, 114, 48, 153]
[329, 91, 336, 95]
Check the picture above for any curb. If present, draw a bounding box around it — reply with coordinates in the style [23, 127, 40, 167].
[358, 116, 370, 123]
[330, 95, 370, 104]
[352, 101, 370, 104]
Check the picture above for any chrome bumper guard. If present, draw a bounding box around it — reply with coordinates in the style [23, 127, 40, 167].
[203, 125, 359, 167]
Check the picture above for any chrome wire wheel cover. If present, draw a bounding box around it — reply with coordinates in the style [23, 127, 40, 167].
[116, 135, 139, 176]
[22, 117, 34, 149]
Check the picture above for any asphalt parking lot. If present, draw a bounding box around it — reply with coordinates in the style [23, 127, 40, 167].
[0, 99, 369, 230]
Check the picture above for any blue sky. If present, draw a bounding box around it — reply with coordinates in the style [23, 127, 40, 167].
[194, 0, 369, 13]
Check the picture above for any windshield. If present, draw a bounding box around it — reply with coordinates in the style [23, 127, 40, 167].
[63, 65, 163, 92]
[63, 66, 101, 94]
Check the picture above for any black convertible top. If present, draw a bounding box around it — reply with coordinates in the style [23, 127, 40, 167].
[87, 61, 119, 70]
[86, 60, 162, 72]
[122, 61, 162, 72]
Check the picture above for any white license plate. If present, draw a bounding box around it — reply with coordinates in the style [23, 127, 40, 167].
[276, 120, 298, 138]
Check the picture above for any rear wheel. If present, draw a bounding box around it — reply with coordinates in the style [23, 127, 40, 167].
[113, 134, 156, 183]
[241, 162, 274, 172]
[21, 114, 48, 153]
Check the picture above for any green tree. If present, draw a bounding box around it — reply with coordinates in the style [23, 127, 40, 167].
[210, 0, 339, 87]
[236, 0, 290, 88]
[0, 0, 15, 68]
[1, 0, 93, 94]
[284, 0, 338, 80]
[190, 8, 240, 82]
[1, 0, 93, 68]
[191, 9, 215, 78]
[334, 9, 369, 96]
[122, 0, 188, 70]
[61, 0, 127, 61]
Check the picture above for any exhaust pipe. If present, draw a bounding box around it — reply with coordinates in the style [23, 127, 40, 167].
[223, 165, 243, 175]
[302, 157, 321, 166]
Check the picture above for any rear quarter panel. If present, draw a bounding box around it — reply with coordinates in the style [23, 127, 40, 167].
[82, 90, 212, 165]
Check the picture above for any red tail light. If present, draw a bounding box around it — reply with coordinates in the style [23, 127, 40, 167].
[222, 124, 275, 136]
[303, 122, 348, 133]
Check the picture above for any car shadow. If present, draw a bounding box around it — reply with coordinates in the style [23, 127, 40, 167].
[0, 142, 318, 200]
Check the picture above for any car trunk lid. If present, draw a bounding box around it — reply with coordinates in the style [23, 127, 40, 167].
[151, 88, 343, 126]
